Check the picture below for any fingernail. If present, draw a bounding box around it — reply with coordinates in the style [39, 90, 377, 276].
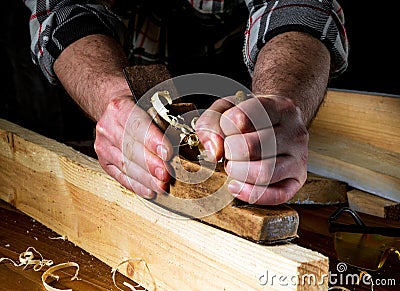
[203, 141, 216, 162]
[143, 188, 155, 199]
[228, 180, 242, 196]
[155, 167, 166, 181]
[157, 145, 168, 160]
[152, 179, 166, 194]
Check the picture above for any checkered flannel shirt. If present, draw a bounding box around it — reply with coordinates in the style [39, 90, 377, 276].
[24, 0, 348, 84]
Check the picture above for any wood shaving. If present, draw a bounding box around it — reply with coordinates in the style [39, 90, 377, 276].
[0, 246, 53, 271]
[111, 259, 144, 291]
[41, 262, 80, 291]
[151, 91, 198, 147]
[0, 247, 80, 291]
[49, 235, 68, 241]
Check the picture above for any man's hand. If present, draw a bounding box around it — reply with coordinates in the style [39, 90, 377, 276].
[195, 95, 308, 205]
[94, 95, 173, 199]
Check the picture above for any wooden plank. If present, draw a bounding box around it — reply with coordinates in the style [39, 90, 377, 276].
[287, 173, 347, 205]
[347, 189, 400, 221]
[312, 89, 400, 153]
[0, 119, 328, 291]
[308, 129, 400, 202]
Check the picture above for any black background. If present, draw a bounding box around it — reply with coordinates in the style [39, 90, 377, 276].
[1, 1, 399, 144]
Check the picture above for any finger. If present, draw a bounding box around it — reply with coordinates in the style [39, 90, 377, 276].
[195, 98, 234, 161]
[269, 154, 307, 185]
[125, 104, 173, 161]
[98, 142, 168, 194]
[226, 154, 306, 186]
[101, 163, 156, 199]
[123, 137, 170, 182]
[228, 179, 302, 205]
[224, 127, 276, 161]
[220, 98, 273, 135]
[225, 159, 275, 185]
[124, 159, 168, 194]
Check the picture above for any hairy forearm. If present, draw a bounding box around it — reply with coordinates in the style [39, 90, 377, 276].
[54, 34, 130, 121]
[252, 31, 331, 126]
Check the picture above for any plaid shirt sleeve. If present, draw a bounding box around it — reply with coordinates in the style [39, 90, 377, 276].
[244, 0, 348, 76]
[24, 0, 126, 84]
[24, 0, 348, 84]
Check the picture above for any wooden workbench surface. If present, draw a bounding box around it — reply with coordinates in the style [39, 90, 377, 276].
[1, 199, 399, 290]
[0, 200, 141, 291]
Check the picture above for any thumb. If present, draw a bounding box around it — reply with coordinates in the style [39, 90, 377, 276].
[195, 98, 235, 161]
[197, 128, 224, 162]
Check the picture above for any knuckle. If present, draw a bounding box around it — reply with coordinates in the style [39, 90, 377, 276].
[107, 96, 126, 112]
[213, 98, 230, 108]
[115, 171, 127, 185]
[93, 139, 104, 155]
[246, 134, 261, 159]
[251, 164, 271, 185]
[294, 125, 309, 143]
[124, 139, 137, 161]
[229, 109, 250, 132]
[95, 121, 106, 135]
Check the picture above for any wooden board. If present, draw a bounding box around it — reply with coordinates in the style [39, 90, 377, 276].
[312, 89, 400, 153]
[308, 129, 400, 202]
[287, 173, 347, 205]
[0, 119, 329, 290]
[347, 189, 400, 221]
[308, 90, 400, 203]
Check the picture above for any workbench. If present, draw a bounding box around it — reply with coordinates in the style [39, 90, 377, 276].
[1, 200, 399, 290]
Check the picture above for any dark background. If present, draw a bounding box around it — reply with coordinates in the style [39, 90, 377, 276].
[1, 1, 399, 145]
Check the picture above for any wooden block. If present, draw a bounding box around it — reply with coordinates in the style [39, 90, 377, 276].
[347, 189, 400, 221]
[308, 129, 400, 202]
[153, 155, 298, 243]
[309, 90, 400, 202]
[0, 118, 329, 290]
[124, 64, 173, 99]
[287, 173, 347, 204]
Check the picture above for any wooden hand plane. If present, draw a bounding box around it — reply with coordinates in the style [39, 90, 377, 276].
[123, 65, 299, 244]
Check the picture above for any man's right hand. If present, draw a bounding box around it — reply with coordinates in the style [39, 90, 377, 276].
[94, 95, 173, 199]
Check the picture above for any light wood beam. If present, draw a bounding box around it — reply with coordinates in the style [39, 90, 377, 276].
[312, 89, 400, 153]
[0, 119, 328, 291]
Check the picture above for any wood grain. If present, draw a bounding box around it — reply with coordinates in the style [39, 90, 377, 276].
[154, 155, 299, 243]
[347, 189, 400, 221]
[0, 200, 140, 291]
[0, 119, 329, 291]
[288, 173, 347, 205]
[311, 90, 400, 153]
[308, 129, 400, 202]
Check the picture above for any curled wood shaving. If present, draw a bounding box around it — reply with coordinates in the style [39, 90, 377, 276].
[111, 259, 145, 291]
[0, 247, 80, 291]
[151, 90, 198, 147]
[41, 262, 80, 291]
[0, 246, 53, 271]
